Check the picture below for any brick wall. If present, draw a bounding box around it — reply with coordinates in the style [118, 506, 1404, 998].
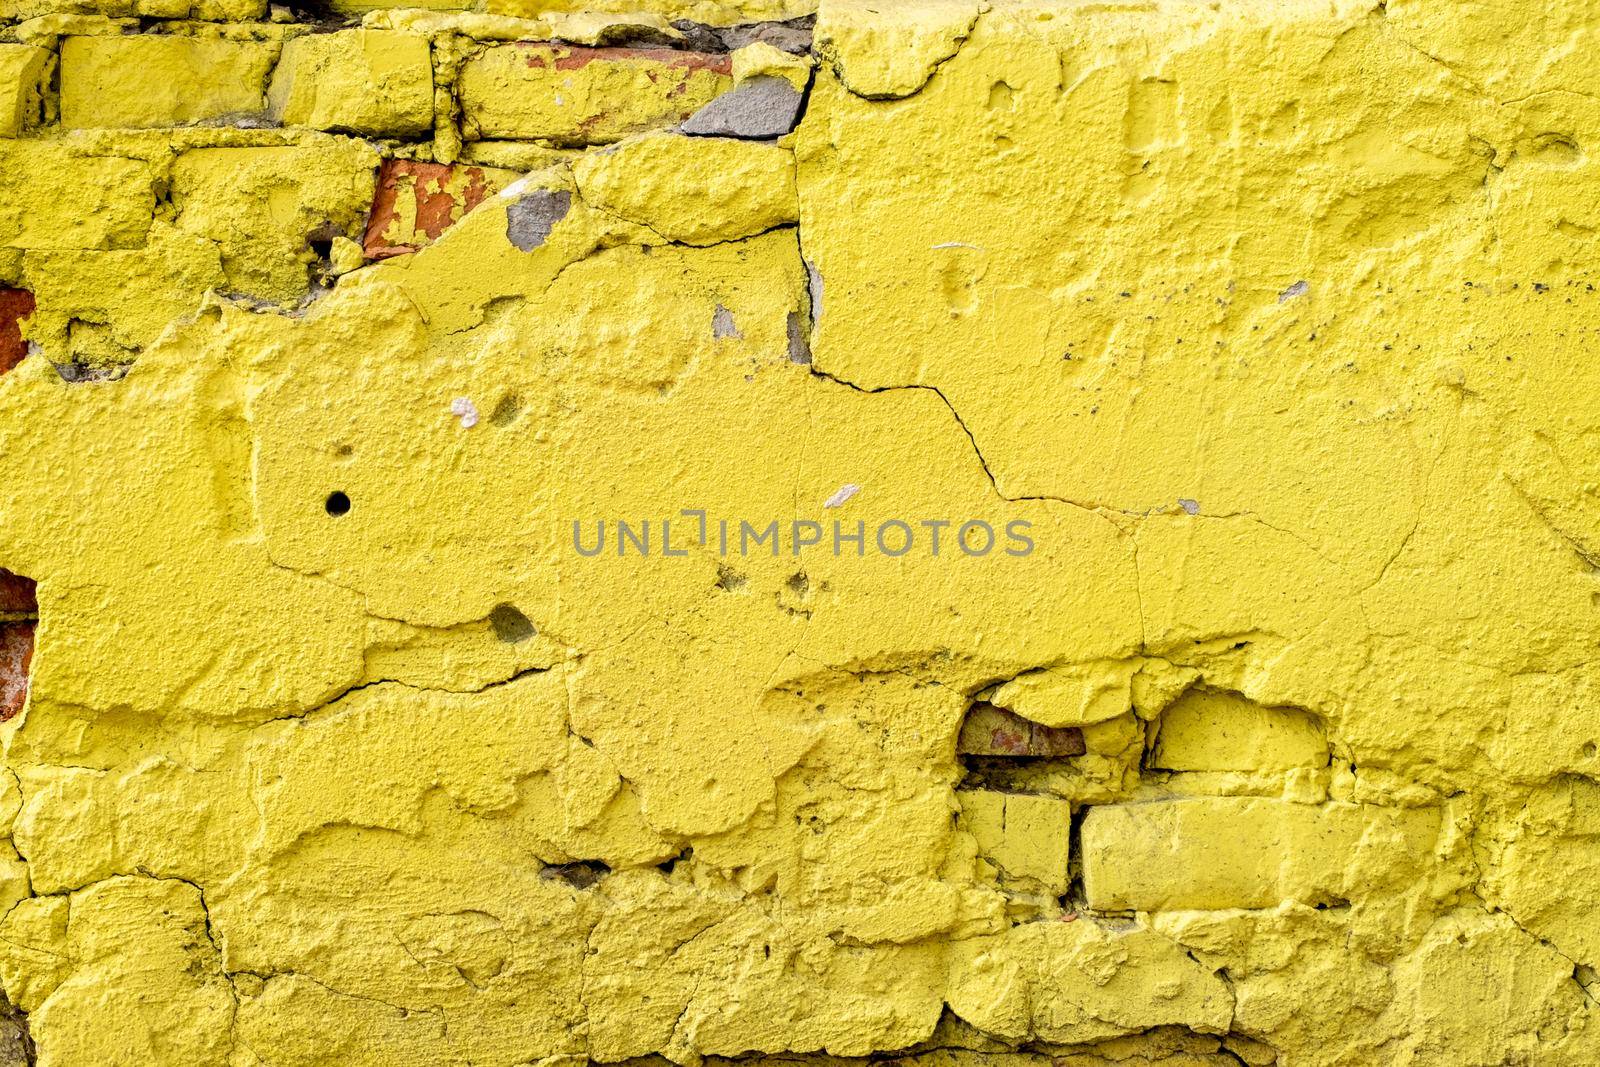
[0, 1, 1596, 1065]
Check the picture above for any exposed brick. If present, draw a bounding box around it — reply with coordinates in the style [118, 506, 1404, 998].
[0, 623, 32, 722]
[958, 702, 1085, 758]
[0, 570, 35, 616]
[362, 159, 518, 259]
[458, 44, 732, 146]
[0, 290, 34, 376]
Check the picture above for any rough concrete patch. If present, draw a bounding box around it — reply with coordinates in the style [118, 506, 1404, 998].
[786, 310, 810, 364]
[52, 361, 128, 383]
[668, 19, 725, 52]
[0, 991, 31, 1066]
[682, 76, 803, 139]
[712, 304, 741, 339]
[719, 19, 815, 55]
[506, 189, 573, 251]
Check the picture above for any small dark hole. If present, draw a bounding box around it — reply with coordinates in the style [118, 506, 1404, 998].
[325, 491, 351, 517]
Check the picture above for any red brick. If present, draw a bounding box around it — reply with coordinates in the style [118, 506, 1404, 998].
[958, 702, 1086, 758]
[0, 288, 35, 376]
[0, 622, 32, 722]
[0, 570, 34, 615]
[363, 159, 507, 260]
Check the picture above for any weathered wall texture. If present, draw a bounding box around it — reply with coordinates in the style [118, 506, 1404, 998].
[0, 0, 1598, 1063]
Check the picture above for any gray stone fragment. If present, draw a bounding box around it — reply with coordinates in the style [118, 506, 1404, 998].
[786, 310, 811, 364]
[712, 304, 742, 339]
[506, 189, 572, 251]
[682, 76, 803, 140]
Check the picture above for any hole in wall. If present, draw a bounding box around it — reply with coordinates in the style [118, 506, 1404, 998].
[958, 701, 1086, 761]
[324, 491, 351, 517]
[713, 564, 748, 593]
[539, 861, 610, 890]
[487, 603, 535, 644]
[656, 847, 692, 876]
[489, 393, 522, 428]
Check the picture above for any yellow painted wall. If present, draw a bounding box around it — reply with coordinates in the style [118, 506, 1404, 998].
[0, 0, 1598, 1064]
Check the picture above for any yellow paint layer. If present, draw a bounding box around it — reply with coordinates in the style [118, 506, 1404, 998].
[0, 0, 1599, 1064]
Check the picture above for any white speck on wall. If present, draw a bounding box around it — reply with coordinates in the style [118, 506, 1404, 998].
[825, 484, 861, 508]
[1278, 280, 1309, 303]
[1178, 498, 1199, 515]
[451, 397, 479, 429]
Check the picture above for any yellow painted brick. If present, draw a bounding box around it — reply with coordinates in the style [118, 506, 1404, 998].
[170, 143, 379, 302]
[59, 35, 277, 130]
[458, 43, 732, 146]
[328, 0, 466, 12]
[267, 30, 433, 137]
[1082, 797, 1441, 911]
[991, 660, 1139, 728]
[948, 919, 1232, 1044]
[48, 879, 235, 1066]
[10, 0, 264, 16]
[21, 223, 225, 358]
[959, 789, 1071, 891]
[0, 45, 50, 138]
[815, 0, 978, 98]
[484, 0, 814, 22]
[731, 41, 812, 90]
[1150, 689, 1328, 773]
[0, 143, 154, 250]
[572, 133, 796, 245]
[959, 788, 1004, 854]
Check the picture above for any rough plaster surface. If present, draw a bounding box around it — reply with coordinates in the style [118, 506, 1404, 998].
[1, 0, 1599, 1065]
